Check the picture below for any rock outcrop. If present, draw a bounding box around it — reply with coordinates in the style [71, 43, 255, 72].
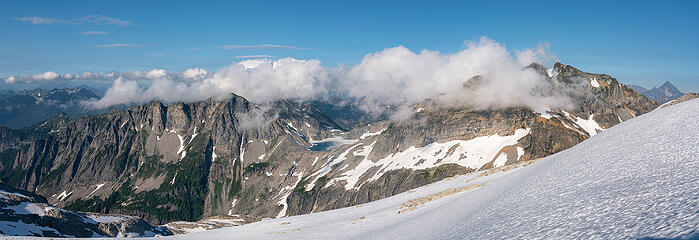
[0, 183, 171, 237]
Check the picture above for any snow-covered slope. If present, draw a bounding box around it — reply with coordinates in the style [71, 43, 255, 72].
[173, 99, 698, 239]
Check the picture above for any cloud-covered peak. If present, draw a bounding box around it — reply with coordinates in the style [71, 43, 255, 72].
[5, 37, 566, 119]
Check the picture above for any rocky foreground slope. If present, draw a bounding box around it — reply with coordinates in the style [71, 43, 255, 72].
[0, 62, 656, 226]
[0, 183, 171, 237]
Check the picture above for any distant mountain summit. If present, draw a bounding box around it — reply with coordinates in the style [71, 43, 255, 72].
[629, 81, 684, 104]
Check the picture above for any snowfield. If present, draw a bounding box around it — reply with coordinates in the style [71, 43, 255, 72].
[172, 99, 698, 239]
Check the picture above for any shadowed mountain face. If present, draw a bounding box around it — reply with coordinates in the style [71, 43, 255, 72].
[0, 63, 657, 225]
[0, 88, 100, 129]
[629, 81, 685, 104]
[0, 183, 171, 237]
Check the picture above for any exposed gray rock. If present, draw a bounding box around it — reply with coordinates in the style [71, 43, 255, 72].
[0, 183, 171, 237]
[0, 62, 657, 229]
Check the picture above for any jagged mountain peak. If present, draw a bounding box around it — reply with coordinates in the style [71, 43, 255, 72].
[639, 80, 685, 104]
[655, 80, 682, 94]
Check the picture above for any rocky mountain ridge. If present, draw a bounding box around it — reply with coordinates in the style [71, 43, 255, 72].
[629, 81, 685, 104]
[0, 62, 657, 227]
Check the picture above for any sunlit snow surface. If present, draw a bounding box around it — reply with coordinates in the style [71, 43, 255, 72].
[167, 99, 699, 240]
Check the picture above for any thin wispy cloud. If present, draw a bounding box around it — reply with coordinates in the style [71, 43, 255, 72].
[235, 55, 276, 58]
[76, 15, 131, 26]
[13, 17, 65, 24]
[218, 44, 310, 50]
[94, 43, 144, 48]
[13, 14, 132, 26]
[80, 31, 108, 36]
[3, 68, 213, 85]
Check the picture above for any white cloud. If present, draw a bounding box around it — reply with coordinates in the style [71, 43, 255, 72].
[13, 17, 65, 24]
[31, 71, 59, 81]
[2, 71, 59, 83]
[236, 105, 278, 131]
[515, 42, 556, 67]
[83, 78, 142, 108]
[80, 31, 108, 36]
[183, 68, 210, 79]
[76, 15, 131, 26]
[145, 69, 167, 79]
[12, 37, 569, 118]
[337, 37, 566, 116]
[94, 43, 144, 48]
[218, 44, 309, 50]
[83, 58, 329, 108]
[237, 59, 266, 69]
[14, 15, 131, 26]
[2, 68, 187, 84]
[4, 76, 16, 83]
[235, 55, 276, 59]
[80, 72, 97, 79]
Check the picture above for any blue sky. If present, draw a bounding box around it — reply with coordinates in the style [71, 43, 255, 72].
[1, 0, 697, 92]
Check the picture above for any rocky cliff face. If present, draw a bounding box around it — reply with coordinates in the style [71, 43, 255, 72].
[0, 94, 342, 224]
[0, 63, 657, 226]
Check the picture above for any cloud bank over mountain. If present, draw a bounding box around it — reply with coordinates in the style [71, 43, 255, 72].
[4, 37, 567, 117]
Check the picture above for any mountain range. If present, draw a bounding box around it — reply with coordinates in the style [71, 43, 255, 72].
[0, 88, 100, 129]
[0, 62, 675, 238]
[628, 81, 685, 104]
